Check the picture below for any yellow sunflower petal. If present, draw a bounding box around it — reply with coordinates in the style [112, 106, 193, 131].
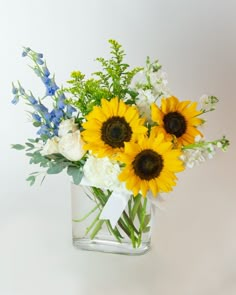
[151, 103, 163, 124]
[82, 97, 146, 158]
[154, 96, 204, 147]
[118, 130, 184, 198]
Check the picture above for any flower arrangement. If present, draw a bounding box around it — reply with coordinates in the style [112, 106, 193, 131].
[12, 40, 229, 253]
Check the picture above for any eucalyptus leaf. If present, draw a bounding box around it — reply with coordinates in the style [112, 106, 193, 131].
[67, 166, 83, 185]
[47, 162, 68, 174]
[26, 142, 34, 148]
[11, 144, 25, 150]
[26, 175, 36, 186]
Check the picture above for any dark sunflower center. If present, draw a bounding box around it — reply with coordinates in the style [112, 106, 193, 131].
[132, 149, 163, 180]
[101, 116, 132, 148]
[163, 111, 187, 138]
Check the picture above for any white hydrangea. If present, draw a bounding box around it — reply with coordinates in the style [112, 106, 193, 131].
[58, 118, 78, 137]
[83, 155, 121, 190]
[41, 137, 59, 156]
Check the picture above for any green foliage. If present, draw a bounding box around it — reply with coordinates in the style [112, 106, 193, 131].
[66, 39, 143, 116]
[67, 71, 111, 117]
[26, 175, 36, 186]
[67, 166, 83, 185]
[47, 161, 68, 174]
[11, 144, 25, 150]
[18, 138, 86, 185]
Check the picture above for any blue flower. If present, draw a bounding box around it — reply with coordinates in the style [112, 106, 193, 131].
[37, 125, 51, 137]
[50, 109, 63, 126]
[33, 104, 48, 113]
[36, 58, 44, 65]
[66, 105, 77, 117]
[45, 78, 59, 96]
[54, 109, 63, 119]
[18, 84, 25, 95]
[42, 66, 50, 77]
[43, 111, 51, 122]
[41, 76, 51, 85]
[58, 99, 65, 110]
[37, 53, 43, 59]
[51, 116, 60, 125]
[28, 96, 37, 105]
[11, 96, 19, 105]
[32, 113, 41, 122]
[12, 83, 18, 95]
[53, 127, 59, 136]
[22, 47, 31, 57]
[58, 93, 66, 100]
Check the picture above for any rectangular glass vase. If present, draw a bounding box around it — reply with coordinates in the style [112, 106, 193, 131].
[71, 183, 153, 255]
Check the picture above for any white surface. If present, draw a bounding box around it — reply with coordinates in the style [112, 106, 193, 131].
[1, 0, 236, 294]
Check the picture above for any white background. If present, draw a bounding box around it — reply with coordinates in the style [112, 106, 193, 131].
[1, 0, 236, 294]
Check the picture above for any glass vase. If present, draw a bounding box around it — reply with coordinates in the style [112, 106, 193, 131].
[71, 183, 154, 255]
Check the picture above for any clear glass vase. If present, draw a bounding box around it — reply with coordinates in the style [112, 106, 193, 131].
[71, 183, 153, 255]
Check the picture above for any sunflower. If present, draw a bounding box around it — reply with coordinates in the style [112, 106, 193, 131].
[151, 96, 203, 146]
[82, 97, 147, 157]
[118, 131, 184, 197]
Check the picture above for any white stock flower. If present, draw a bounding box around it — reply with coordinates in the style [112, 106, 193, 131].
[199, 95, 219, 111]
[180, 149, 207, 168]
[83, 155, 121, 189]
[58, 130, 85, 161]
[150, 71, 167, 86]
[181, 145, 216, 168]
[150, 71, 171, 98]
[216, 142, 223, 148]
[41, 137, 59, 156]
[58, 118, 78, 137]
[136, 89, 156, 120]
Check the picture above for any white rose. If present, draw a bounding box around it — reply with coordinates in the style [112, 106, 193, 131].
[41, 137, 59, 156]
[83, 155, 121, 189]
[58, 118, 78, 137]
[58, 130, 85, 161]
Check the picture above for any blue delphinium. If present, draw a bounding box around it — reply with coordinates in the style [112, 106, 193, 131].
[44, 76, 59, 96]
[11, 47, 77, 140]
[32, 113, 41, 123]
[22, 47, 59, 97]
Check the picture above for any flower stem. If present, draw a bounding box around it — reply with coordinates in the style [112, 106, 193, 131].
[90, 220, 105, 239]
[85, 211, 101, 236]
[72, 204, 100, 222]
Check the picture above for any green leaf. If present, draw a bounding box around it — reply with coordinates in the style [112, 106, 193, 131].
[11, 144, 25, 150]
[27, 138, 36, 143]
[90, 220, 105, 239]
[67, 166, 83, 185]
[47, 162, 68, 174]
[131, 194, 142, 221]
[143, 226, 150, 233]
[143, 214, 151, 229]
[26, 175, 36, 186]
[33, 121, 41, 127]
[29, 171, 39, 175]
[26, 142, 34, 148]
[40, 175, 46, 185]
